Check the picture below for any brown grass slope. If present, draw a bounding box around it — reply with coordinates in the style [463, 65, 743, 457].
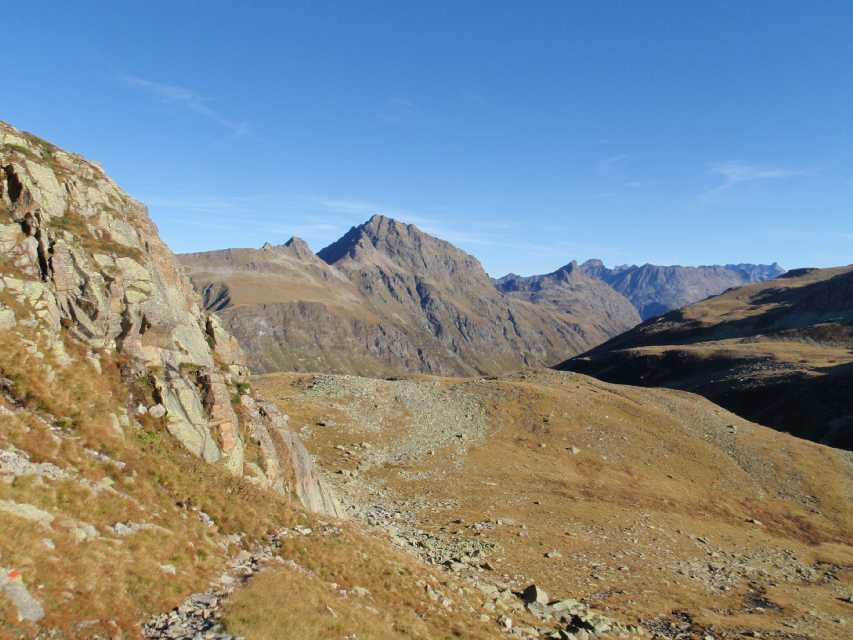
[557, 265, 853, 450]
[257, 369, 853, 640]
[0, 121, 520, 640]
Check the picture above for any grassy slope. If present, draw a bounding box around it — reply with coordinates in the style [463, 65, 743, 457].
[558, 266, 853, 449]
[256, 369, 853, 639]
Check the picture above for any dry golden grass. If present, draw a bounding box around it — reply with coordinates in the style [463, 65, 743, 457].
[0, 322, 304, 637]
[223, 523, 504, 640]
[256, 370, 853, 639]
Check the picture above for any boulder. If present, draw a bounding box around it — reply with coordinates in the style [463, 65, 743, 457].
[521, 584, 549, 605]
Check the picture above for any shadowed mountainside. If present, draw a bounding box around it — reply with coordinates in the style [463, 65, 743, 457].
[558, 265, 853, 449]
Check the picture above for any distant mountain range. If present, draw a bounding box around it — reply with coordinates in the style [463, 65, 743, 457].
[181, 217, 784, 377]
[180, 216, 639, 376]
[498, 260, 784, 320]
[559, 265, 853, 449]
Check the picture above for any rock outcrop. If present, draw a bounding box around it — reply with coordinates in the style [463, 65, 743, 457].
[181, 216, 641, 376]
[0, 120, 338, 515]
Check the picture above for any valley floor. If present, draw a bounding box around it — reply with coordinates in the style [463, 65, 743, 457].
[250, 369, 853, 640]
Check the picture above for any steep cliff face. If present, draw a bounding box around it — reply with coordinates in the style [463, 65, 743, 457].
[0, 121, 338, 514]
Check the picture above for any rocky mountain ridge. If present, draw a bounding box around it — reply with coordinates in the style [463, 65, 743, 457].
[500, 260, 784, 321]
[579, 259, 784, 319]
[181, 216, 641, 376]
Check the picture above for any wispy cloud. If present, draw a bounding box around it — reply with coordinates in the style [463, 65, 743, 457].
[314, 197, 442, 229]
[377, 96, 417, 124]
[623, 179, 661, 189]
[597, 154, 628, 173]
[120, 74, 250, 137]
[709, 161, 811, 191]
[147, 188, 521, 256]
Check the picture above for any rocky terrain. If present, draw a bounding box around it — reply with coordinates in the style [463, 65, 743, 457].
[2, 121, 850, 640]
[0, 121, 652, 640]
[558, 265, 853, 449]
[181, 217, 640, 377]
[0, 121, 345, 636]
[256, 369, 853, 640]
[571, 260, 783, 320]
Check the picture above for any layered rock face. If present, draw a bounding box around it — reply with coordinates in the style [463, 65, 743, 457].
[0, 121, 338, 515]
[574, 259, 784, 319]
[559, 265, 853, 449]
[182, 216, 641, 376]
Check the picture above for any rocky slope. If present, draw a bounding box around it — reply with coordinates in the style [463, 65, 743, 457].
[257, 369, 853, 640]
[570, 260, 785, 319]
[558, 265, 853, 449]
[0, 121, 644, 640]
[1, 121, 848, 640]
[0, 121, 343, 635]
[181, 216, 640, 376]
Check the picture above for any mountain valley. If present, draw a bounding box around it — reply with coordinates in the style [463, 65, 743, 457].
[0, 121, 850, 640]
[181, 224, 783, 380]
[253, 369, 853, 640]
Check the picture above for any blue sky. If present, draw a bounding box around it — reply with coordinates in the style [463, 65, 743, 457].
[5, 1, 852, 276]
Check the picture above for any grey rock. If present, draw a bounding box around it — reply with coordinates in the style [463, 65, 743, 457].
[148, 403, 167, 418]
[0, 569, 44, 622]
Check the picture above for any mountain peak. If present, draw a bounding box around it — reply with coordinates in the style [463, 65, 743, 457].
[319, 215, 430, 264]
[318, 215, 491, 291]
[363, 213, 424, 238]
[366, 213, 397, 226]
[284, 236, 313, 259]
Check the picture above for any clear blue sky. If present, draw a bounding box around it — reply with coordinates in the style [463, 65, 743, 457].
[5, 1, 852, 276]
